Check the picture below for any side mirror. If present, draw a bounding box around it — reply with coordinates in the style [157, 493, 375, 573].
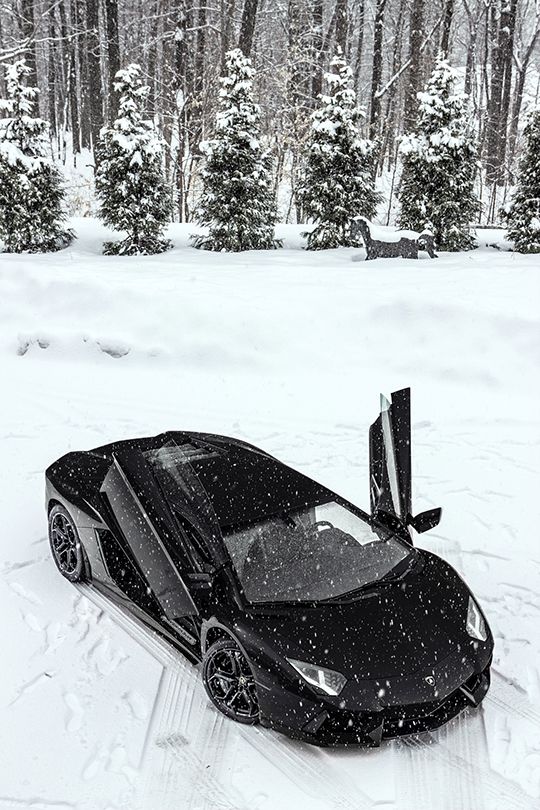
[407, 507, 442, 534]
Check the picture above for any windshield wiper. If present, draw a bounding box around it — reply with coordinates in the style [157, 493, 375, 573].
[322, 551, 418, 603]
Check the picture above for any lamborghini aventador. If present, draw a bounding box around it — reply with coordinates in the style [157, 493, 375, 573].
[45, 388, 493, 746]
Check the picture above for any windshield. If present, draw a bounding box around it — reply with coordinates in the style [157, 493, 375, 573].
[223, 500, 412, 603]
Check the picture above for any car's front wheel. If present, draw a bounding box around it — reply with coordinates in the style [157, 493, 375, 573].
[48, 504, 86, 583]
[202, 638, 260, 725]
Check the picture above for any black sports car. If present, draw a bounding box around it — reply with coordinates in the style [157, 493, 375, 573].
[45, 388, 493, 746]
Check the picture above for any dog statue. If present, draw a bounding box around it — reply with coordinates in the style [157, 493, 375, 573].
[352, 217, 438, 260]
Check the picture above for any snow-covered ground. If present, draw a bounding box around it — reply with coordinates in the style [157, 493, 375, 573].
[1, 219, 539, 810]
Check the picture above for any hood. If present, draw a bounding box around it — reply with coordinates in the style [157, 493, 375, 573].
[243, 551, 473, 680]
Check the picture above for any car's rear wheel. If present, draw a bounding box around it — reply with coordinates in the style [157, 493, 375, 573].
[48, 504, 86, 583]
[202, 638, 260, 724]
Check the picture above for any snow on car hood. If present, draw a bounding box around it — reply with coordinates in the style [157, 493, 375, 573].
[244, 551, 475, 680]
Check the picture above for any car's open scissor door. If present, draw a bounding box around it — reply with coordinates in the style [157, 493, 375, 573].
[100, 448, 197, 619]
[369, 388, 441, 537]
[369, 388, 412, 529]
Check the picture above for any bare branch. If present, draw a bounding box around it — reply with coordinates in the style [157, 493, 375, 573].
[375, 11, 445, 101]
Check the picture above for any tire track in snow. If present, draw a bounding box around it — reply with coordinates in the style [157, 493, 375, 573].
[140, 651, 377, 810]
[398, 676, 537, 809]
[396, 707, 493, 810]
[154, 713, 248, 810]
[395, 536, 538, 810]
[403, 720, 532, 810]
[77, 585, 377, 810]
[394, 537, 491, 810]
[488, 669, 540, 728]
[77, 586, 253, 810]
[238, 724, 376, 810]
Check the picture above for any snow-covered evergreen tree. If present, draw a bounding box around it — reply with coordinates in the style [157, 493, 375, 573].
[297, 51, 379, 251]
[192, 49, 280, 252]
[95, 63, 171, 256]
[505, 108, 540, 254]
[0, 59, 72, 253]
[398, 55, 479, 252]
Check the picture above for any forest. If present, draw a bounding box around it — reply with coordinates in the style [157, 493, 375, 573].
[0, 0, 539, 227]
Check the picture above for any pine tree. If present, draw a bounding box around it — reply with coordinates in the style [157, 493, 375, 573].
[297, 50, 379, 251]
[505, 108, 540, 254]
[192, 49, 280, 252]
[0, 59, 72, 253]
[95, 64, 171, 256]
[398, 55, 479, 252]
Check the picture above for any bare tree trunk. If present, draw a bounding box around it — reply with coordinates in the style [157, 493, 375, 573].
[368, 0, 387, 141]
[0, 14, 5, 98]
[379, 0, 406, 172]
[174, 0, 192, 221]
[288, 0, 304, 222]
[191, 1, 207, 145]
[146, 0, 160, 118]
[104, 0, 121, 119]
[335, 0, 348, 53]
[86, 0, 103, 152]
[353, 0, 366, 89]
[48, 13, 58, 141]
[19, 0, 37, 84]
[404, 0, 425, 130]
[238, 0, 259, 56]
[485, 0, 503, 182]
[77, 0, 91, 150]
[311, 0, 323, 101]
[485, 0, 517, 185]
[463, 2, 480, 99]
[61, 0, 81, 156]
[195, 4, 206, 96]
[507, 26, 540, 170]
[439, 0, 454, 57]
[496, 0, 517, 175]
[55, 2, 69, 155]
[288, 0, 301, 107]
[220, 0, 236, 70]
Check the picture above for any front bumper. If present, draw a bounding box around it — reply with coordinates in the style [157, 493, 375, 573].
[259, 664, 491, 747]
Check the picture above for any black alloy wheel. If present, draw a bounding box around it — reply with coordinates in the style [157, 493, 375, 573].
[203, 638, 260, 724]
[48, 504, 86, 582]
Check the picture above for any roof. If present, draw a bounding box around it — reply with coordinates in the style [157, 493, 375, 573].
[188, 444, 331, 529]
[88, 431, 332, 529]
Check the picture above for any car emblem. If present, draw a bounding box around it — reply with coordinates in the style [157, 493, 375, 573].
[424, 675, 436, 686]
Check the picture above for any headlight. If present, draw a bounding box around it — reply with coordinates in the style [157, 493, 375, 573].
[466, 596, 487, 641]
[286, 658, 347, 696]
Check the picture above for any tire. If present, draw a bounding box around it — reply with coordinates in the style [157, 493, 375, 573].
[202, 638, 260, 725]
[48, 504, 86, 583]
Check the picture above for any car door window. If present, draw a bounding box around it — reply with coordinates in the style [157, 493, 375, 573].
[369, 388, 412, 522]
[143, 440, 226, 566]
[172, 510, 212, 574]
[100, 451, 197, 619]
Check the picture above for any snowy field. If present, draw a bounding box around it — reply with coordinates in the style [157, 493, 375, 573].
[0, 219, 539, 810]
